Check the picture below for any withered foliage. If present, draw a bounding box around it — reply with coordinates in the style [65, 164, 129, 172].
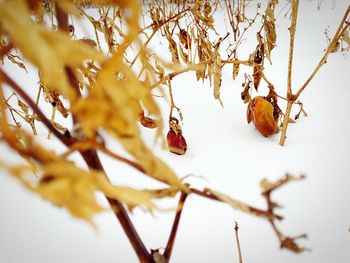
[0, 0, 349, 261]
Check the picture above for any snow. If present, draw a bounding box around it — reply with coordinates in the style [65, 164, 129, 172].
[0, 1, 349, 262]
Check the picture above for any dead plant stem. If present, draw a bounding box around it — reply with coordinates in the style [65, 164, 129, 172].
[279, 0, 299, 146]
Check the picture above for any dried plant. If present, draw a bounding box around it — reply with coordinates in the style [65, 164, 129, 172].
[0, 0, 349, 262]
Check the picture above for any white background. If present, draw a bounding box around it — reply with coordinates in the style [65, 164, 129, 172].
[1, 1, 350, 262]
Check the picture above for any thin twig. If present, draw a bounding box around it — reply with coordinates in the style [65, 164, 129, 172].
[163, 191, 188, 261]
[295, 6, 350, 99]
[131, 8, 191, 69]
[287, 0, 299, 95]
[61, 140, 147, 174]
[234, 221, 243, 263]
[0, 70, 72, 146]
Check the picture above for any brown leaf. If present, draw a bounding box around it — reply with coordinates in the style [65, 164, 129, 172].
[213, 52, 223, 106]
[253, 64, 263, 90]
[281, 237, 308, 253]
[165, 34, 179, 64]
[233, 60, 240, 80]
[178, 44, 189, 64]
[247, 96, 280, 137]
[139, 111, 157, 129]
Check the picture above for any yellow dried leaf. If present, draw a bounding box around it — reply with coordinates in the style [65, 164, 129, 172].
[232, 60, 240, 80]
[4, 159, 156, 223]
[0, 0, 105, 100]
[72, 56, 186, 190]
[204, 188, 252, 215]
[6, 54, 28, 73]
[264, 1, 278, 63]
[17, 98, 29, 114]
[195, 63, 206, 81]
[179, 44, 189, 64]
[247, 96, 280, 137]
[213, 52, 223, 106]
[165, 34, 180, 64]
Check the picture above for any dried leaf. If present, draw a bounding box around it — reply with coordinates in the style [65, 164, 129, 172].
[178, 44, 189, 64]
[232, 60, 240, 80]
[6, 54, 28, 73]
[264, 20, 276, 61]
[264, 1, 278, 63]
[204, 188, 262, 216]
[253, 64, 263, 90]
[281, 237, 308, 253]
[247, 96, 280, 137]
[213, 52, 223, 106]
[155, 59, 165, 79]
[17, 98, 29, 114]
[4, 159, 156, 224]
[165, 34, 179, 64]
[0, 0, 105, 100]
[196, 63, 206, 81]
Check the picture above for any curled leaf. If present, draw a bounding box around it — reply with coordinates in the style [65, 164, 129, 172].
[139, 111, 157, 129]
[247, 96, 280, 137]
[253, 64, 263, 90]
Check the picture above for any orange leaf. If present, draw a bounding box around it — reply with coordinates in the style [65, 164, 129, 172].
[247, 96, 280, 137]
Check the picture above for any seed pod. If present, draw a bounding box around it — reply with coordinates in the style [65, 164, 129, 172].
[247, 96, 280, 137]
[167, 117, 187, 155]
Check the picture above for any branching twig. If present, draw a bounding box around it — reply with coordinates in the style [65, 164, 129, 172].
[0, 70, 73, 146]
[279, 4, 350, 146]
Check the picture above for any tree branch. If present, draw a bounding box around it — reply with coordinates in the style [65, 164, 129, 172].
[80, 149, 154, 263]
